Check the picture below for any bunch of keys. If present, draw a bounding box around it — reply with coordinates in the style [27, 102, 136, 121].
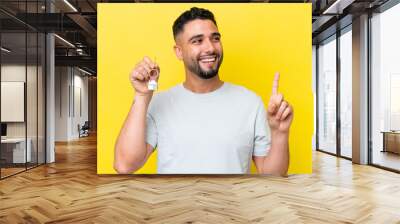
[147, 57, 159, 91]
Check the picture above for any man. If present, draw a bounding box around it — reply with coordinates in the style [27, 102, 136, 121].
[114, 7, 293, 175]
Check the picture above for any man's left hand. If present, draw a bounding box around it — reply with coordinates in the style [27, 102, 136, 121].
[267, 72, 293, 133]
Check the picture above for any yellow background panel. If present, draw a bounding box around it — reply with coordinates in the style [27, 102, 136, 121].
[97, 3, 312, 174]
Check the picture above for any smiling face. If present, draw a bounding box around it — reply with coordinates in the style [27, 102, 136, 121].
[174, 19, 223, 80]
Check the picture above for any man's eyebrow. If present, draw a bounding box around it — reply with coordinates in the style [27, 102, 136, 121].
[211, 32, 221, 37]
[188, 32, 221, 42]
[188, 34, 204, 42]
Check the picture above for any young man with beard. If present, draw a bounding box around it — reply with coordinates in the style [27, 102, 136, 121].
[114, 7, 293, 175]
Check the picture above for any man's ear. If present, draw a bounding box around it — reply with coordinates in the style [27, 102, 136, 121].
[174, 44, 183, 60]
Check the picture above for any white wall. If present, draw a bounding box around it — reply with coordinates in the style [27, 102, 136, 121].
[55, 66, 70, 141]
[1, 65, 26, 130]
[1, 82, 24, 122]
[1, 65, 39, 137]
[73, 72, 89, 138]
[54, 67, 89, 141]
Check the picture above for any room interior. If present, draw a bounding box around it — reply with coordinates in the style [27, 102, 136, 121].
[0, 0, 399, 222]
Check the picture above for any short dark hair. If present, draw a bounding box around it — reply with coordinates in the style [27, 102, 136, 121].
[172, 7, 217, 40]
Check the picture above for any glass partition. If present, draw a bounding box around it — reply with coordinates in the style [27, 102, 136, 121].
[317, 35, 337, 155]
[339, 28, 352, 158]
[1, 30, 28, 177]
[0, 1, 46, 179]
[371, 3, 400, 171]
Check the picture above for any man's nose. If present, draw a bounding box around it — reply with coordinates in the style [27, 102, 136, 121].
[203, 38, 216, 53]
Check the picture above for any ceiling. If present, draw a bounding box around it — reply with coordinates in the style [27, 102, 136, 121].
[0, 0, 394, 75]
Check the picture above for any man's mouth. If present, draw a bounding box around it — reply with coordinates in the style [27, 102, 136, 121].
[199, 55, 217, 66]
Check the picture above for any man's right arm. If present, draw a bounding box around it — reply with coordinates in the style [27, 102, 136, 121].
[114, 56, 160, 174]
[114, 95, 154, 174]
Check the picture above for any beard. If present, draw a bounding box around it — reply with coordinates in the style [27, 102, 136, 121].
[185, 52, 223, 80]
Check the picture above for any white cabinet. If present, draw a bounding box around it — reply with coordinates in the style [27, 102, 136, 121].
[1, 138, 32, 163]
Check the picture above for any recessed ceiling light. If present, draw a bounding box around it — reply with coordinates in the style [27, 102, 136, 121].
[323, 0, 355, 15]
[63, 0, 78, 12]
[1, 47, 11, 53]
[54, 34, 75, 48]
[77, 67, 93, 76]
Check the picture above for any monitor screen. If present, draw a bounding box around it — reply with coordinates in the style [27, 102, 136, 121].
[1, 123, 7, 137]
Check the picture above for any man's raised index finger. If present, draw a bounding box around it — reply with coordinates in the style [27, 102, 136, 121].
[272, 72, 280, 94]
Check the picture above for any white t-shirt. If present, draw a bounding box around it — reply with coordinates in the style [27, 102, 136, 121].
[146, 82, 271, 174]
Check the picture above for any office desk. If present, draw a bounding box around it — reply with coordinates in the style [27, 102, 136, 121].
[381, 131, 400, 154]
[1, 138, 32, 163]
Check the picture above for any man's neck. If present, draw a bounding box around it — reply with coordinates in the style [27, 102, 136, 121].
[183, 71, 224, 94]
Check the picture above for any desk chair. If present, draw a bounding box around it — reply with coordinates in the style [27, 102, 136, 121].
[79, 121, 90, 138]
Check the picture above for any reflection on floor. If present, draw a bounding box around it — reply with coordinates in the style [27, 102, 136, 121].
[0, 167, 25, 177]
[373, 150, 400, 171]
[0, 163, 40, 178]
